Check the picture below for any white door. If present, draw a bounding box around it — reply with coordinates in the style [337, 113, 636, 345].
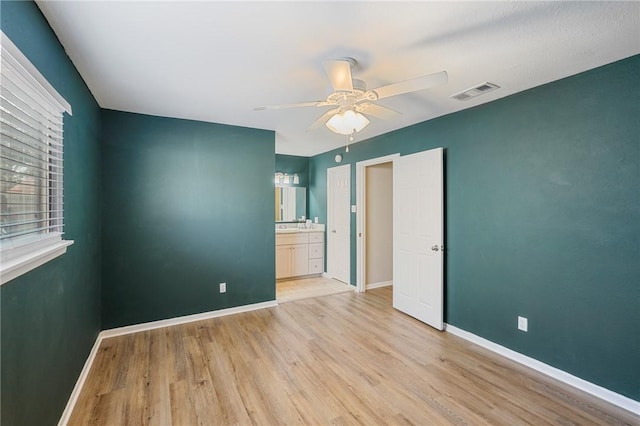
[393, 148, 444, 330]
[327, 164, 351, 284]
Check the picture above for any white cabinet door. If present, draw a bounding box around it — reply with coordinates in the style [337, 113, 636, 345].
[276, 245, 291, 279]
[291, 244, 309, 277]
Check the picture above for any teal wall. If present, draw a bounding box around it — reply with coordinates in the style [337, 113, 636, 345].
[309, 55, 640, 400]
[101, 110, 275, 328]
[0, 2, 102, 425]
[275, 154, 309, 187]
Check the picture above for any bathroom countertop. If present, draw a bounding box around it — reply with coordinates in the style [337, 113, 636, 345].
[275, 225, 325, 233]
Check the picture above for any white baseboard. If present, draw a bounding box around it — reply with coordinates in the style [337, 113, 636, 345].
[58, 300, 277, 425]
[365, 280, 392, 290]
[58, 333, 103, 426]
[444, 323, 640, 416]
[101, 300, 278, 339]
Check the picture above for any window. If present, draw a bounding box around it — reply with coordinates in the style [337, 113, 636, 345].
[0, 31, 73, 285]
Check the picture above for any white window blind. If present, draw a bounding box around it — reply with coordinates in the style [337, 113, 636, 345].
[0, 31, 73, 285]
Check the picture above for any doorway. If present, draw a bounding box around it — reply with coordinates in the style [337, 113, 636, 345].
[356, 154, 399, 292]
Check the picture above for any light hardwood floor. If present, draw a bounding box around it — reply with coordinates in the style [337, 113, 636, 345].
[69, 287, 639, 425]
[276, 276, 352, 303]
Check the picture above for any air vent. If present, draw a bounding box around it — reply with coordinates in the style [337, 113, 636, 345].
[450, 82, 500, 101]
[475, 83, 494, 92]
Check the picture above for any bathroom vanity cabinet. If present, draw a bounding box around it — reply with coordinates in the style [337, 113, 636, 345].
[275, 230, 324, 279]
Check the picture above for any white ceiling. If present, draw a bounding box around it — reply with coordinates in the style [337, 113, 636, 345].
[36, 1, 640, 157]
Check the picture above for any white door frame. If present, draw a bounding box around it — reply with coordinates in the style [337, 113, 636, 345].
[355, 154, 400, 293]
[327, 164, 351, 284]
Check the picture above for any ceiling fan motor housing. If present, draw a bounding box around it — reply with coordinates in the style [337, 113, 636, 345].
[327, 79, 370, 108]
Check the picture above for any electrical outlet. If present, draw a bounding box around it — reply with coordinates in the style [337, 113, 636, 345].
[518, 316, 528, 332]
[219, 282, 226, 293]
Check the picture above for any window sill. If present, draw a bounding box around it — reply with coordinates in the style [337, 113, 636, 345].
[0, 239, 74, 286]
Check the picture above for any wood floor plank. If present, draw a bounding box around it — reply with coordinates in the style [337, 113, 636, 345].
[69, 287, 639, 425]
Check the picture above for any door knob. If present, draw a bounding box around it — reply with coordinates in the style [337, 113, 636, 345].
[431, 245, 440, 252]
[331, 230, 337, 233]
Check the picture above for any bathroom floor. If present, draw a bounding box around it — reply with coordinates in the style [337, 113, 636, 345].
[276, 276, 352, 303]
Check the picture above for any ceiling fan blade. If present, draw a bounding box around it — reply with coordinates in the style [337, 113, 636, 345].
[356, 103, 401, 120]
[323, 60, 354, 92]
[371, 71, 448, 100]
[307, 108, 340, 131]
[253, 101, 329, 111]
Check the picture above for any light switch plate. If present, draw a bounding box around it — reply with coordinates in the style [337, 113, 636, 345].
[518, 316, 528, 332]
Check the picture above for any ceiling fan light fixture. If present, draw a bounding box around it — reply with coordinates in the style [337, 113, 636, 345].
[326, 109, 370, 135]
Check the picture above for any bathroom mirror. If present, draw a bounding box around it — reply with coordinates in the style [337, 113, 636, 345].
[275, 187, 306, 222]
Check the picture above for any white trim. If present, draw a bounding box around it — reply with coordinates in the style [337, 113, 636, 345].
[1, 30, 73, 285]
[1, 30, 72, 115]
[444, 323, 640, 416]
[101, 300, 278, 339]
[0, 239, 74, 285]
[58, 299, 279, 425]
[365, 280, 393, 290]
[355, 154, 399, 293]
[57, 333, 102, 426]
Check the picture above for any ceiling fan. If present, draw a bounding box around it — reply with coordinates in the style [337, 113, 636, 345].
[253, 58, 448, 137]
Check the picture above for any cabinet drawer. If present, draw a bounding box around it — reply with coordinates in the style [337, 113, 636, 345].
[276, 233, 309, 245]
[308, 258, 324, 275]
[308, 243, 324, 259]
[309, 232, 324, 243]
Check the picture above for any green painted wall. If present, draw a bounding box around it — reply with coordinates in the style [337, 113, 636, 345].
[275, 154, 309, 187]
[309, 55, 640, 400]
[101, 110, 275, 328]
[0, 2, 103, 425]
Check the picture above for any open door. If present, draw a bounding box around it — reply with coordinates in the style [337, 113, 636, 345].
[393, 148, 444, 330]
